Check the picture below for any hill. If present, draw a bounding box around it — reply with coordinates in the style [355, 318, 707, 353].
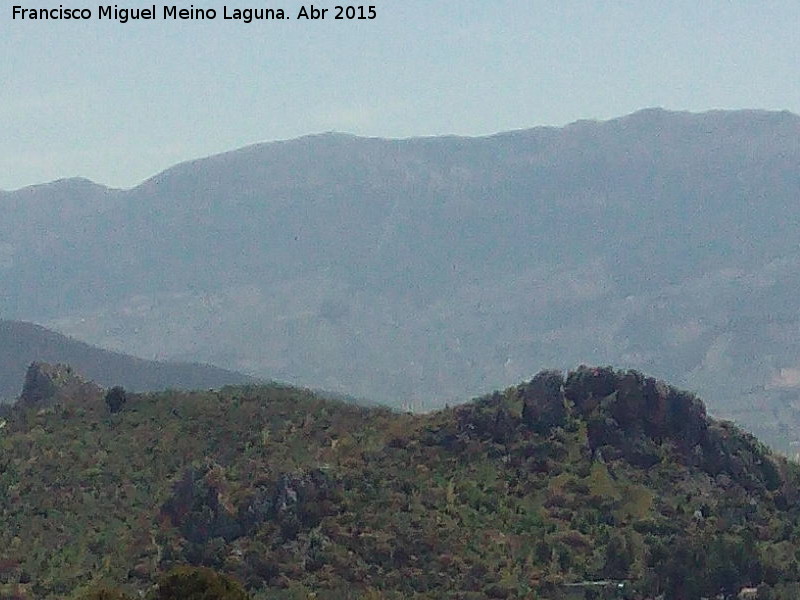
[0, 320, 255, 401]
[3, 109, 800, 447]
[0, 367, 799, 599]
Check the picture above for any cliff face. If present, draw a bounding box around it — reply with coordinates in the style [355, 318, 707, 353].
[17, 361, 104, 409]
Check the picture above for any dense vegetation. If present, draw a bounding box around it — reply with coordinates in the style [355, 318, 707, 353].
[1, 366, 799, 599]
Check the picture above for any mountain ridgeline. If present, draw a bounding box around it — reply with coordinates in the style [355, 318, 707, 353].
[0, 320, 255, 402]
[1, 367, 799, 599]
[2, 109, 800, 449]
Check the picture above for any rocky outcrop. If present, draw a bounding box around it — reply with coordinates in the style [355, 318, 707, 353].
[519, 370, 568, 433]
[563, 366, 709, 453]
[160, 462, 244, 546]
[521, 366, 780, 486]
[17, 361, 103, 409]
[271, 469, 342, 540]
[161, 464, 342, 552]
[450, 366, 777, 484]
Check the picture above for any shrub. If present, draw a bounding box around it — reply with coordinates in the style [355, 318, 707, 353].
[148, 566, 251, 600]
[105, 386, 127, 413]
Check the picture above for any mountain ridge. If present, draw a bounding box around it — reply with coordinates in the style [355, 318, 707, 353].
[0, 320, 255, 401]
[3, 108, 800, 449]
[8, 107, 798, 193]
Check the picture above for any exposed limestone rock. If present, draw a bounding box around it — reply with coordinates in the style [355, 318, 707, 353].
[160, 462, 244, 547]
[17, 361, 103, 409]
[564, 365, 618, 414]
[161, 463, 342, 551]
[563, 365, 709, 450]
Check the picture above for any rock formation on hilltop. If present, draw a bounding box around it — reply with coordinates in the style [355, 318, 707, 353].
[17, 361, 104, 408]
[456, 366, 781, 489]
[0, 320, 255, 402]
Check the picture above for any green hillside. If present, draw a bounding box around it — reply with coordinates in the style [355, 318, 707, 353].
[1, 367, 799, 599]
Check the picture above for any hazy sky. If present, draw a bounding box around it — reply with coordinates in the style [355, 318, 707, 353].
[2, 1, 799, 190]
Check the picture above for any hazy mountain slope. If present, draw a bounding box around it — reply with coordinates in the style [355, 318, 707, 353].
[0, 320, 254, 401]
[1, 367, 799, 599]
[3, 109, 800, 448]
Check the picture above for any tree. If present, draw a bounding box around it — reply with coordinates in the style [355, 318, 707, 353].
[603, 532, 634, 579]
[105, 386, 127, 413]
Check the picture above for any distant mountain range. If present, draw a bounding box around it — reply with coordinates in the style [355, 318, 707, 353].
[0, 320, 254, 401]
[3, 108, 800, 448]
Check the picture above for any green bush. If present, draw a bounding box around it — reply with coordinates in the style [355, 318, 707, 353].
[105, 386, 127, 413]
[148, 566, 251, 600]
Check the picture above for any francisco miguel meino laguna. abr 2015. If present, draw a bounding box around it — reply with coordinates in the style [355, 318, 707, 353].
[12, 5, 294, 23]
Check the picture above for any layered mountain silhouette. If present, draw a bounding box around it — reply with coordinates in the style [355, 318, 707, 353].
[3, 108, 800, 448]
[0, 320, 254, 401]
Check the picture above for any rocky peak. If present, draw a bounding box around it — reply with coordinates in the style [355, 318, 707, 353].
[452, 366, 780, 489]
[17, 361, 103, 409]
[562, 365, 709, 451]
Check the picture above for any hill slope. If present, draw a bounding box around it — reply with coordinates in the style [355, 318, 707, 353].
[1, 367, 799, 599]
[0, 320, 254, 401]
[3, 109, 800, 447]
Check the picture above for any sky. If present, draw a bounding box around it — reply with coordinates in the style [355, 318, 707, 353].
[2, 1, 799, 190]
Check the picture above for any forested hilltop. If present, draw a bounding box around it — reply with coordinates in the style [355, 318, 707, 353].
[1, 366, 799, 599]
